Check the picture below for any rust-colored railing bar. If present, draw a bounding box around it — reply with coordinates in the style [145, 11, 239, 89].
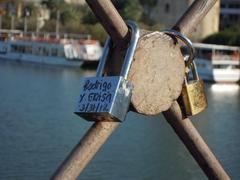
[165, 0, 230, 179]
[51, 122, 119, 180]
[86, 0, 129, 46]
[173, 0, 218, 35]
[51, 0, 230, 179]
[163, 102, 230, 180]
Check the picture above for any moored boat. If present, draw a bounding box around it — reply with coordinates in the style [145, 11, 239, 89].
[193, 43, 240, 83]
[0, 30, 102, 67]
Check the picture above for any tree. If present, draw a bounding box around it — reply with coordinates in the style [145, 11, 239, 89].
[202, 24, 240, 46]
[24, 2, 37, 17]
[112, 0, 143, 21]
[42, 0, 66, 19]
[81, 5, 98, 24]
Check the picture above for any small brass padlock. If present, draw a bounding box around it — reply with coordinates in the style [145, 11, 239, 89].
[180, 61, 208, 116]
[161, 29, 207, 116]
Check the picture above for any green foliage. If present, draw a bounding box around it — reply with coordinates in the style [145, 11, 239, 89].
[42, 0, 67, 20]
[148, 23, 165, 31]
[24, 17, 38, 31]
[60, 4, 82, 25]
[60, 21, 86, 34]
[0, 0, 165, 44]
[41, 19, 57, 32]
[224, 24, 240, 32]
[202, 24, 240, 46]
[81, 5, 98, 24]
[140, 12, 157, 26]
[38, 0, 164, 44]
[42, 0, 65, 11]
[113, 0, 143, 21]
[85, 23, 108, 44]
[139, 0, 158, 6]
[2, 15, 11, 29]
[24, 2, 38, 17]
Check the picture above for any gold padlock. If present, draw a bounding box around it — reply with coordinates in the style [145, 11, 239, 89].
[179, 61, 208, 116]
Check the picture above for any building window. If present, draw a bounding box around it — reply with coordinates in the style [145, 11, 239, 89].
[220, 4, 226, 8]
[229, 3, 240, 9]
[165, 3, 170, 13]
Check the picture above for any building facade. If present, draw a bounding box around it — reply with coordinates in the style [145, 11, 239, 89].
[143, 0, 220, 42]
[220, 0, 240, 29]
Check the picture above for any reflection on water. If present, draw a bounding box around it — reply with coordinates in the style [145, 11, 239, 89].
[0, 61, 239, 180]
[210, 84, 239, 93]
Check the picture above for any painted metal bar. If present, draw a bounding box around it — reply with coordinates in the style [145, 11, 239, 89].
[51, 122, 119, 180]
[163, 102, 230, 180]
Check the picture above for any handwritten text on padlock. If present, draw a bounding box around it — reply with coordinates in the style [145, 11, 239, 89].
[76, 77, 121, 113]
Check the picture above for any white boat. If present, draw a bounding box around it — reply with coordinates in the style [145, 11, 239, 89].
[0, 30, 102, 67]
[193, 43, 240, 83]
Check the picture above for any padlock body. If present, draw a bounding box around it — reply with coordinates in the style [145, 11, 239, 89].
[180, 79, 207, 116]
[75, 76, 133, 122]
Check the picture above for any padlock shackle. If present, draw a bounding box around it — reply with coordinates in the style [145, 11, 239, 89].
[120, 21, 140, 79]
[96, 37, 111, 77]
[190, 61, 199, 80]
[184, 61, 199, 84]
[95, 21, 140, 78]
[161, 29, 195, 67]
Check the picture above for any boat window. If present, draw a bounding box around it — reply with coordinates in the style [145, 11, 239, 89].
[215, 49, 232, 55]
[25, 46, 32, 54]
[51, 48, 58, 56]
[201, 49, 212, 55]
[213, 49, 239, 60]
[17, 45, 25, 53]
[39, 47, 43, 55]
[213, 64, 238, 69]
[11, 45, 26, 53]
[58, 49, 65, 57]
[11, 45, 18, 52]
[195, 48, 212, 60]
[32, 46, 43, 56]
[42, 46, 49, 56]
[32, 46, 37, 55]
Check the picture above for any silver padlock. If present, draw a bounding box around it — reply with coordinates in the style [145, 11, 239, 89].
[74, 21, 140, 122]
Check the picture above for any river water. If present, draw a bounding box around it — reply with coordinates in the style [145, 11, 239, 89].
[0, 61, 239, 180]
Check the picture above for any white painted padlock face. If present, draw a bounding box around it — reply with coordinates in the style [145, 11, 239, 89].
[76, 76, 123, 113]
[75, 76, 133, 122]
